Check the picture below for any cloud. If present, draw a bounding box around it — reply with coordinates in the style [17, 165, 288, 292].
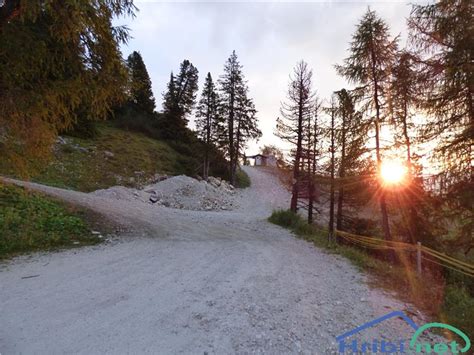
[116, 1, 412, 154]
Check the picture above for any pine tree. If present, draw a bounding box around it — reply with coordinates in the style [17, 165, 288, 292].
[127, 51, 156, 114]
[0, 0, 135, 173]
[336, 9, 398, 241]
[219, 51, 260, 185]
[234, 87, 261, 180]
[195, 73, 225, 179]
[160, 60, 199, 139]
[408, 0, 473, 253]
[276, 61, 316, 213]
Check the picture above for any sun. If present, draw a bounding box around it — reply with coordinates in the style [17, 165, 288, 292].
[380, 160, 407, 185]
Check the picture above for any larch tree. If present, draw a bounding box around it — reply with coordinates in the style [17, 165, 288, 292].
[276, 61, 316, 213]
[336, 8, 398, 241]
[127, 51, 156, 115]
[195, 73, 225, 179]
[334, 89, 368, 231]
[219, 51, 260, 185]
[161, 60, 199, 139]
[0, 0, 135, 174]
[408, 0, 473, 253]
[390, 51, 423, 242]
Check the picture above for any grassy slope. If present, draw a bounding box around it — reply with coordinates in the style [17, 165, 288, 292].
[33, 123, 195, 192]
[0, 184, 101, 259]
[268, 209, 474, 339]
[0, 122, 249, 257]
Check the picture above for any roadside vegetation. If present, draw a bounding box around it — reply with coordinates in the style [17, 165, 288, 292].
[0, 184, 101, 259]
[235, 169, 251, 188]
[269, 209, 474, 338]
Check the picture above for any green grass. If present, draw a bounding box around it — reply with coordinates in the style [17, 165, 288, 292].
[235, 169, 251, 188]
[441, 285, 474, 337]
[0, 184, 100, 259]
[31, 123, 194, 192]
[268, 209, 474, 338]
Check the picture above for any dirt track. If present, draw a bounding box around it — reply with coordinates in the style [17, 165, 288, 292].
[0, 167, 433, 354]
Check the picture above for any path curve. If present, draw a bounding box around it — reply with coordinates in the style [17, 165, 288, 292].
[1, 167, 432, 354]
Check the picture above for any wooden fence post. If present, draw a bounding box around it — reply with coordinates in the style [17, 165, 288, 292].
[417, 242, 422, 275]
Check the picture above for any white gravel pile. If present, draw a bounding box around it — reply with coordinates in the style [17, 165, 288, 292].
[91, 175, 237, 211]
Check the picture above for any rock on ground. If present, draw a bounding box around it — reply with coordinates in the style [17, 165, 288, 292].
[91, 175, 237, 211]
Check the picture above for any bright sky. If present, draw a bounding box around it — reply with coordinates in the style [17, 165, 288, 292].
[116, 1, 416, 155]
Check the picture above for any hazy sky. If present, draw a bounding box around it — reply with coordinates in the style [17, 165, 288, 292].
[116, 1, 414, 155]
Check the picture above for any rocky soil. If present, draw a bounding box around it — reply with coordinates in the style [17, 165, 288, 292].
[91, 175, 237, 211]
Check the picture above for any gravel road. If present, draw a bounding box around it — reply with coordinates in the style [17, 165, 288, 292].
[1, 167, 433, 354]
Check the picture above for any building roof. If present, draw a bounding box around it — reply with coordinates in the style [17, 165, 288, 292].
[246, 154, 268, 159]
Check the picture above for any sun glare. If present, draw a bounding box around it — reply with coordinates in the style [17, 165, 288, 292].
[380, 160, 407, 185]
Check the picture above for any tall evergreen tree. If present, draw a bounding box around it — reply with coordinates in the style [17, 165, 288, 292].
[408, 0, 473, 253]
[234, 87, 261, 180]
[0, 0, 134, 173]
[219, 51, 260, 185]
[336, 9, 398, 242]
[276, 61, 316, 212]
[127, 51, 156, 114]
[195, 73, 225, 179]
[160, 60, 199, 139]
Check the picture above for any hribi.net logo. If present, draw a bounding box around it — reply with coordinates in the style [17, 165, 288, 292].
[336, 311, 471, 354]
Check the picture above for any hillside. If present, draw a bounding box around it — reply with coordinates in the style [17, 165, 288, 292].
[32, 123, 200, 192]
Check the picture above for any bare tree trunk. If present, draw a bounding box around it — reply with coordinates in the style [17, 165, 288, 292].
[328, 107, 336, 242]
[232, 117, 242, 185]
[203, 105, 211, 180]
[400, 98, 419, 243]
[370, 43, 392, 242]
[336, 109, 347, 231]
[290, 87, 304, 213]
[308, 113, 318, 224]
[228, 84, 235, 185]
[307, 145, 314, 224]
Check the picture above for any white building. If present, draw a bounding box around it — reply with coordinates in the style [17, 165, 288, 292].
[247, 154, 277, 167]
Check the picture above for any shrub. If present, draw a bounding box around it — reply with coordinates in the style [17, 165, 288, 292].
[268, 209, 300, 228]
[441, 285, 474, 337]
[235, 169, 251, 188]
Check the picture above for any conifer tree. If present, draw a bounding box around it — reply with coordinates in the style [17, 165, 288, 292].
[390, 52, 423, 242]
[276, 61, 316, 212]
[333, 89, 368, 231]
[408, 0, 473, 252]
[160, 60, 199, 139]
[219, 51, 260, 185]
[234, 87, 261, 180]
[300, 101, 321, 224]
[195, 73, 225, 179]
[127, 51, 156, 114]
[336, 9, 398, 241]
[0, 0, 135, 173]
